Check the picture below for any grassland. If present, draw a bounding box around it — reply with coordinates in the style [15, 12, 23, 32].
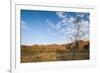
[21, 40, 89, 63]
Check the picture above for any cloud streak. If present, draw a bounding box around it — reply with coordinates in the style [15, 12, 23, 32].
[21, 20, 31, 30]
[46, 11, 90, 43]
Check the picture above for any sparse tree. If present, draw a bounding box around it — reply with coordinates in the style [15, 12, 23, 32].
[46, 12, 89, 59]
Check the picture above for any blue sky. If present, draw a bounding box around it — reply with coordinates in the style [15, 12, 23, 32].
[21, 10, 90, 45]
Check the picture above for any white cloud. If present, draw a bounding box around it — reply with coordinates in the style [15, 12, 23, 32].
[46, 13, 75, 42]
[77, 14, 84, 18]
[79, 20, 89, 40]
[21, 20, 31, 30]
[56, 12, 65, 18]
[55, 22, 62, 29]
[76, 12, 86, 18]
[46, 19, 56, 29]
[47, 28, 58, 37]
[46, 12, 89, 43]
[69, 17, 76, 23]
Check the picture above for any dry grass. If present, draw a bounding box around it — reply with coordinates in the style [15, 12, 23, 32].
[21, 41, 89, 63]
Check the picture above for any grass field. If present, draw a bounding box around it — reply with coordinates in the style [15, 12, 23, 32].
[21, 41, 89, 63]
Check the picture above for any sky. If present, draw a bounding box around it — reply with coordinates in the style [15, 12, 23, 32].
[21, 10, 90, 45]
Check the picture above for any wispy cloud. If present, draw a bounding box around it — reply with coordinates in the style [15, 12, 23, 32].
[46, 19, 56, 29]
[56, 12, 65, 18]
[76, 12, 86, 18]
[21, 20, 31, 30]
[46, 11, 89, 42]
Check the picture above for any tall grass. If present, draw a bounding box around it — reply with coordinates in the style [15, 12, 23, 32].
[21, 41, 89, 63]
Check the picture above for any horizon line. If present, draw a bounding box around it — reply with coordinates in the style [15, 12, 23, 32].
[21, 40, 89, 46]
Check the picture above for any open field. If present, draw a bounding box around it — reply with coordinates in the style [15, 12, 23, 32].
[21, 40, 89, 63]
[21, 10, 90, 63]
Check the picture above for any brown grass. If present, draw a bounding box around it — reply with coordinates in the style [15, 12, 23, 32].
[21, 41, 89, 63]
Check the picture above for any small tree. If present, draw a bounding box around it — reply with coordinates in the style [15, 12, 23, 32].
[46, 12, 89, 59]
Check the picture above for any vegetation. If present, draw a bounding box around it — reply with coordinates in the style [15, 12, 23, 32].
[21, 40, 89, 63]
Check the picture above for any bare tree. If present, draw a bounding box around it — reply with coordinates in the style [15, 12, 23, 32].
[69, 14, 89, 58]
[46, 12, 89, 59]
